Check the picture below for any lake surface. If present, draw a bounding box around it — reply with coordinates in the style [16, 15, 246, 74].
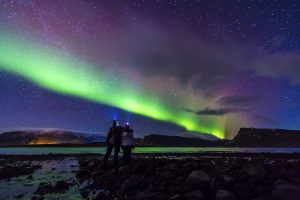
[0, 147, 300, 155]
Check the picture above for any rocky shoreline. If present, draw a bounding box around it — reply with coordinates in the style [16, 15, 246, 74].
[76, 154, 300, 200]
[1, 153, 300, 199]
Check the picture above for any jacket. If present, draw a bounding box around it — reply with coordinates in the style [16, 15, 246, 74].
[106, 125, 123, 146]
[121, 128, 135, 146]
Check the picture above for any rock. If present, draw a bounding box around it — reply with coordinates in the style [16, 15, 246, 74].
[55, 180, 69, 190]
[185, 190, 204, 200]
[119, 165, 130, 174]
[213, 175, 235, 190]
[160, 170, 172, 179]
[27, 175, 33, 179]
[15, 194, 24, 199]
[185, 170, 211, 190]
[274, 179, 289, 185]
[121, 175, 141, 195]
[272, 183, 300, 200]
[163, 163, 178, 172]
[136, 192, 167, 200]
[88, 161, 95, 168]
[169, 194, 181, 200]
[216, 189, 236, 200]
[184, 161, 198, 169]
[232, 182, 257, 200]
[245, 166, 266, 177]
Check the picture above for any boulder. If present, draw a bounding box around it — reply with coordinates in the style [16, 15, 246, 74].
[136, 192, 167, 200]
[272, 183, 300, 200]
[160, 170, 172, 179]
[169, 194, 181, 200]
[121, 175, 142, 195]
[119, 165, 130, 174]
[232, 182, 257, 200]
[88, 161, 95, 168]
[216, 189, 236, 200]
[213, 175, 235, 190]
[54, 180, 69, 191]
[244, 165, 266, 178]
[185, 170, 211, 190]
[185, 190, 204, 200]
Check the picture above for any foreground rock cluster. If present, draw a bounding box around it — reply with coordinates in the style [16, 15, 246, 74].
[0, 159, 42, 180]
[76, 155, 300, 200]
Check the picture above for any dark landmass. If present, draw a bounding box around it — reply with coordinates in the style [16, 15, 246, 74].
[1, 128, 300, 147]
[139, 128, 300, 147]
[0, 129, 106, 146]
[138, 134, 227, 147]
[229, 128, 300, 147]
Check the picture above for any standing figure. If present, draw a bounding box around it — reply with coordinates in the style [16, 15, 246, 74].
[103, 120, 123, 168]
[121, 123, 135, 165]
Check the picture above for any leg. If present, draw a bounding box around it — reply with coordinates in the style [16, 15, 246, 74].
[122, 147, 129, 165]
[128, 147, 132, 164]
[113, 146, 120, 167]
[103, 145, 113, 166]
[121, 146, 126, 165]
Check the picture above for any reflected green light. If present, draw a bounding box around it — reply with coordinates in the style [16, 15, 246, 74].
[0, 31, 225, 139]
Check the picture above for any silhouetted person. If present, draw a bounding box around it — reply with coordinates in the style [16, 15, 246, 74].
[103, 120, 123, 168]
[121, 123, 135, 165]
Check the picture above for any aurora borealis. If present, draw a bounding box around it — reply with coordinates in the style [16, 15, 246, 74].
[1, 0, 300, 139]
[0, 32, 224, 138]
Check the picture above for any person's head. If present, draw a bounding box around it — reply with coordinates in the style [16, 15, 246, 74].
[124, 122, 130, 129]
[112, 120, 118, 126]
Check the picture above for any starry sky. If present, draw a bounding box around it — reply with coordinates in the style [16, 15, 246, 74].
[0, 0, 299, 139]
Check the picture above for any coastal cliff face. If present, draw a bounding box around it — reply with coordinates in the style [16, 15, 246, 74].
[229, 128, 300, 147]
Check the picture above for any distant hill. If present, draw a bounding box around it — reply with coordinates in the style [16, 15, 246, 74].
[2, 128, 300, 147]
[137, 134, 226, 147]
[0, 129, 106, 146]
[229, 128, 300, 147]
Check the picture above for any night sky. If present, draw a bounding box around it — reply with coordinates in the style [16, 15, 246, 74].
[0, 0, 299, 139]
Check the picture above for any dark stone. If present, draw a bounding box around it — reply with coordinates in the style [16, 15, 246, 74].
[169, 194, 181, 200]
[15, 194, 24, 199]
[119, 165, 130, 174]
[185, 190, 204, 200]
[216, 189, 236, 200]
[160, 170, 172, 179]
[185, 170, 211, 190]
[213, 175, 235, 190]
[136, 192, 167, 200]
[55, 180, 69, 190]
[27, 175, 33, 179]
[232, 182, 257, 200]
[121, 174, 142, 195]
[272, 183, 300, 200]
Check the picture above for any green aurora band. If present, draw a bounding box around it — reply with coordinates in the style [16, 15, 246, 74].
[0, 32, 225, 138]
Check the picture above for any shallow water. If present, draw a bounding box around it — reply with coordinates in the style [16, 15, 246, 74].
[0, 147, 300, 155]
[0, 158, 81, 199]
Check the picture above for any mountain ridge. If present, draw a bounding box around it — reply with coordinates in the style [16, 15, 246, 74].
[1, 128, 300, 147]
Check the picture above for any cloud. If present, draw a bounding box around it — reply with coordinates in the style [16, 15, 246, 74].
[252, 114, 282, 125]
[184, 107, 248, 116]
[249, 50, 300, 85]
[111, 22, 300, 93]
[218, 95, 262, 106]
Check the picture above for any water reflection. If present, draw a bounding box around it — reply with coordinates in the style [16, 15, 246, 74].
[0, 147, 300, 155]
